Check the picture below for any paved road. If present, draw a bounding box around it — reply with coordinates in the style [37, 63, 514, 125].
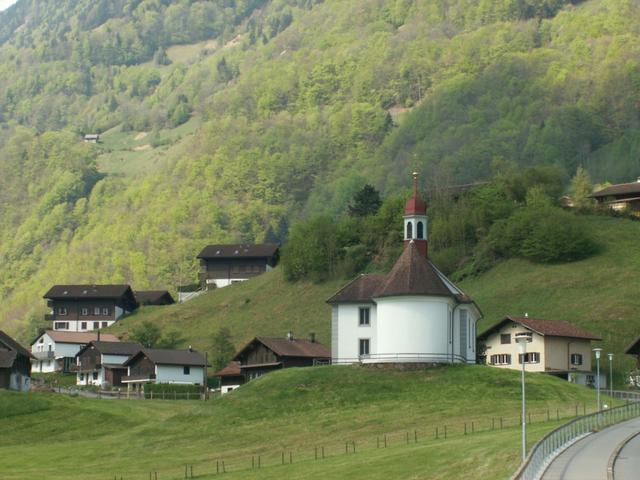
[613, 430, 640, 480]
[541, 417, 640, 480]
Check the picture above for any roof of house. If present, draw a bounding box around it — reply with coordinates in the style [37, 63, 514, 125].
[0, 330, 34, 363]
[326, 274, 386, 303]
[197, 244, 279, 260]
[214, 361, 242, 377]
[43, 284, 134, 300]
[624, 336, 640, 356]
[591, 181, 640, 198]
[479, 316, 602, 341]
[327, 242, 475, 305]
[76, 341, 142, 358]
[234, 336, 331, 361]
[134, 290, 175, 305]
[375, 243, 454, 298]
[124, 348, 207, 367]
[32, 330, 120, 346]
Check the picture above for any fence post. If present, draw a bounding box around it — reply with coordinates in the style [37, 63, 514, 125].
[222, 460, 225, 473]
[464, 423, 467, 435]
[414, 430, 418, 442]
[258, 456, 261, 469]
[322, 446, 325, 459]
[315, 446, 318, 460]
[384, 435, 387, 447]
[557, 408, 560, 421]
[281, 452, 284, 465]
[353, 441, 356, 453]
[406, 431, 410, 443]
[289, 452, 292, 464]
[444, 425, 447, 439]
[500, 417, 503, 429]
[217, 460, 219, 474]
[185, 464, 188, 478]
[472, 421, 475, 434]
[435, 427, 439, 439]
[492, 418, 495, 430]
[377, 437, 380, 448]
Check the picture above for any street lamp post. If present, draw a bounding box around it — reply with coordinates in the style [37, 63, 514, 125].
[516, 331, 533, 462]
[608, 353, 614, 400]
[594, 348, 602, 411]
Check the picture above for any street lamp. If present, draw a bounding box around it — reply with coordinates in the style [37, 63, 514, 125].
[516, 331, 533, 462]
[593, 348, 602, 411]
[608, 353, 614, 399]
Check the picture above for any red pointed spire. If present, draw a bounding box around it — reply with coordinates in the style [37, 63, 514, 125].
[404, 172, 427, 215]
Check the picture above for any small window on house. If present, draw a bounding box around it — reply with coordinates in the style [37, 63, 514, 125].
[417, 221, 424, 239]
[570, 353, 583, 366]
[183, 366, 191, 375]
[81, 322, 87, 330]
[500, 334, 511, 344]
[358, 307, 370, 326]
[94, 307, 100, 315]
[58, 307, 68, 316]
[102, 307, 109, 316]
[101, 321, 108, 328]
[80, 373, 84, 381]
[359, 339, 370, 357]
[406, 221, 413, 239]
[92, 371, 98, 380]
[518, 352, 540, 364]
[93, 321, 99, 329]
[81, 308, 88, 315]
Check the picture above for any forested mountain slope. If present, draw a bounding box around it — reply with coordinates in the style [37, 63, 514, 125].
[1, 0, 639, 336]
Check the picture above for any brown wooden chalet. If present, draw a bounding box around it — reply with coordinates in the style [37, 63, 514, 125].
[197, 244, 279, 289]
[591, 178, 640, 214]
[122, 348, 207, 386]
[43, 284, 139, 331]
[134, 290, 175, 306]
[214, 361, 244, 394]
[0, 330, 34, 391]
[75, 341, 142, 387]
[625, 336, 640, 368]
[234, 333, 330, 381]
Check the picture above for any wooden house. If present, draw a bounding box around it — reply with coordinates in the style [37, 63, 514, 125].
[479, 316, 602, 386]
[31, 330, 119, 373]
[75, 341, 142, 387]
[591, 178, 640, 214]
[122, 347, 207, 388]
[233, 333, 330, 382]
[83, 134, 100, 143]
[214, 361, 244, 394]
[0, 330, 34, 392]
[134, 290, 175, 306]
[197, 244, 279, 289]
[43, 284, 139, 331]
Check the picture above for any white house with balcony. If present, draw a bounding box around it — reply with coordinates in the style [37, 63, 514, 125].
[327, 174, 482, 365]
[31, 330, 119, 373]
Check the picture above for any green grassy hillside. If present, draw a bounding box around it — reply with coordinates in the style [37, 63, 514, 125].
[114, 215, 640, 384]
[3, 0, 640, 339]
[464, 215, 640, 384]
[111, 268, 343, 351]
[0, 365, 605, 480]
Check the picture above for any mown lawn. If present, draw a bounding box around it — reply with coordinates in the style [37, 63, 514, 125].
[0, 364, 606, 479]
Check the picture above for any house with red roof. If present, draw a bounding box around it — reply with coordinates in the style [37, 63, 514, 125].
[327, 173, 483, 365]
[478, 315, 602, 386]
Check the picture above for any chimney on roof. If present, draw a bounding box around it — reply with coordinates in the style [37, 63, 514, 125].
[309, 332, 316, 343]
[287, 331, 294, 341]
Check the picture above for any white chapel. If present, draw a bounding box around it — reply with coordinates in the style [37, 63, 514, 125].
[327, 173, 483, 364]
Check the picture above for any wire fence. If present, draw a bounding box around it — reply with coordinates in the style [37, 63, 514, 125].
[103, 402, 608, 479]
[511, 400, 640, 480]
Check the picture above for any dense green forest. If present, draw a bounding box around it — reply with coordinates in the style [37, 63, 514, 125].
[1, 0, 639, 338]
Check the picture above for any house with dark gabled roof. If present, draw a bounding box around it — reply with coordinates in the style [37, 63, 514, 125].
[231, 333, 330, 384]
[327, 173, 482, 365]
[0, 331, 34, 392]
[591, 178, 640, 214]
[214, 361, 244, 394]
[134, 290, 175, 306]
[43, 284, 139, 332]
[478, 315, 602, 386]
[75, 341, 142, 387]
[122, 347, 207, 388]
[197, 244, 279, 289]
